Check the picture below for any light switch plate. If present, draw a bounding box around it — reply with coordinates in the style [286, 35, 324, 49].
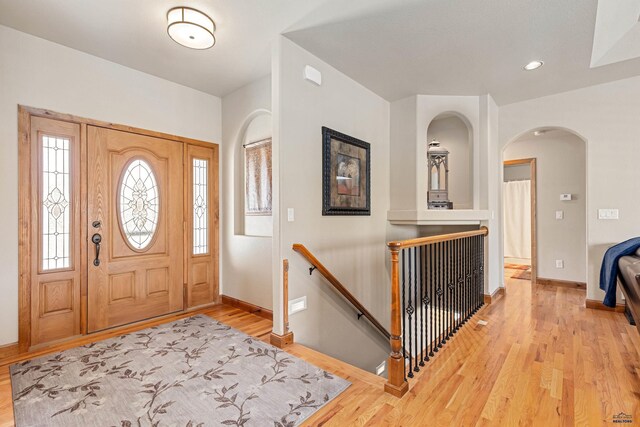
[555, 210, 564, 220]
[287, 208, 295, 222]
[598, 209, 619, 220]
[556, 260, 564, 269]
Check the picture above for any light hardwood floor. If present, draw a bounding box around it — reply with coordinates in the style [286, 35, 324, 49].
[1, 275, 639, 426]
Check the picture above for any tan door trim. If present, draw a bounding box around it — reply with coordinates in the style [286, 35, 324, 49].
[503, 158, 537, 284]
[18, 105, 219, 352]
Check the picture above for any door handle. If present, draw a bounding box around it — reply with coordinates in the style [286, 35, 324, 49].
[92, 233, 102, 266]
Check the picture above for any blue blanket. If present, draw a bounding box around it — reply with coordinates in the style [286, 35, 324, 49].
[599, 237, 640, 307]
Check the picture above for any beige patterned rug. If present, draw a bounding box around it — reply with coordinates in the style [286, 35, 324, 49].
[10, 315, 350, 426]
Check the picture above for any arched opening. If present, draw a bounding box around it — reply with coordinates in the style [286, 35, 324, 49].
[234, 111, 273, 237]
[426, 112, 473, 209]
[501, 127, 587, 292]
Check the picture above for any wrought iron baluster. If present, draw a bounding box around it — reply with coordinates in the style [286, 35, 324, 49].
[419, 245, 425, 366]
[447, 239, 453, 339]
[440, 241, 446, 346]
[471, 236, 476, 314]
[422, 245, 429, 362]
[411, 247, 422, 372]
[401, 249, 407, 381]
[468, 237, 471, 320]
[456, 238, 462, 331]
[476, 235, 481, 312]
[463, 237, 468, 324]
[436, 242, 443, 349]
[429, 243, 434, 357]
[480, 234, 485, 309]
[433, 242, 439, 351]
[407, 247, 414, 378]
[467, 236, 472, 320]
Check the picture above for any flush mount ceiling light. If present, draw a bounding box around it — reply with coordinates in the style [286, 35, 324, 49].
[167, 7, 215, 50]
[523, 60, 544, 71]
[533, 129, 547, 136]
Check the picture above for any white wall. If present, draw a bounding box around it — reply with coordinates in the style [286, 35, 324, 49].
[275, 37, 418, 372]
[0, 25, 222, 345]
[427, 116, 473, 209]
[499, 75, 640, 301]
[504, 132, 587, 282]
[221, 75, 273, 309]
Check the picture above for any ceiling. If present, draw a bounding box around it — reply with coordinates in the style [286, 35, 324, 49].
[0, 0, 330, 97]
[284, 0, 640, 105]
[2, 0, 640, 104]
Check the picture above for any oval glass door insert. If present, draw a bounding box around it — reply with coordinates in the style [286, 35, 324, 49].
[119, 159, 159, 250]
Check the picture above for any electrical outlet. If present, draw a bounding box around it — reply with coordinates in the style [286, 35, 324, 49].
[560, 194, 572, 201]
[556, 260, 564, 269]
[287, 208, 295, 222]
[555, 210, 564, 220]
[376, 361, 386, 376]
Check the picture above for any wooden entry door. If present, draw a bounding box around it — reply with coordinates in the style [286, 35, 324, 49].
[87, 126, 184, 332]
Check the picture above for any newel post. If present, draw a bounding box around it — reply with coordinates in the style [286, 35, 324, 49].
[385, 246, 409, 397]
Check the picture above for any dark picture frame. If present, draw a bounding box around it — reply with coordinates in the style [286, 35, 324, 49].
[322, 126, 371, 215]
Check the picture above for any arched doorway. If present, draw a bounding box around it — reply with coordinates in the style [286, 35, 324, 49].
[501, 128, 587, 289]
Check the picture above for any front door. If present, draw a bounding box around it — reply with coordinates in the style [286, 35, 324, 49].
[87, 126, 184, 332]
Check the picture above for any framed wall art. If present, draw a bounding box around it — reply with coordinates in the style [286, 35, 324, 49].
[322, 126, 371, 215]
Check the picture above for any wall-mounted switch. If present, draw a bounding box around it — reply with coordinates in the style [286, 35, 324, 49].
[556, 260, 564, 269]
[287, 208, 295, 222]
[560, 194, 572, 201]
[598, 209, 619, 220]
[289, 296, 307, 315]
[555, 210, 564, 220]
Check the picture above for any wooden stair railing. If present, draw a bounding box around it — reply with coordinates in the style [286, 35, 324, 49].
[292, 244, 390, 340]
[385, 226, 489, 398]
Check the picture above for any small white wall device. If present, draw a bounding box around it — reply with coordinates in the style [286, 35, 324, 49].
[598, 209, 619, 220]
[303, 65, 322, 86]
[288, 296, 307, 315]
[560, 194, 572, 201]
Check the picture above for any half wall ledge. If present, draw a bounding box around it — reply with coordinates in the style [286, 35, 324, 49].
[387, 209, 490, 226]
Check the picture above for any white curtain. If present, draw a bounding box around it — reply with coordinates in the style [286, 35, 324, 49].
[503, 180, 531, 259]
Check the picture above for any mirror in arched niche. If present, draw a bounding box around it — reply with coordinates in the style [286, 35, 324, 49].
[237, 112, 273, 237]
[426, 112, 473, 209]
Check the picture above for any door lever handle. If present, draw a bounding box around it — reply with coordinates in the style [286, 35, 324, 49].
[92, 233, 102, 266]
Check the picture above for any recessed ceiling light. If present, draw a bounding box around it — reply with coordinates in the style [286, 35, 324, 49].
[523, 60, 544, 71]
[167, 7, 215, 50]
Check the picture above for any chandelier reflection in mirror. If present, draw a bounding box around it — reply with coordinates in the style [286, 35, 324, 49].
[119, 159, 159, 250]
[427, 139, 453, 209]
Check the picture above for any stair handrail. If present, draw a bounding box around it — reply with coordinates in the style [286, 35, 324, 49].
[292, 244, 390, 340]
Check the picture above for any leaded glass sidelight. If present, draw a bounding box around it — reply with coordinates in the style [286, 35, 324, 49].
[119, 159, 159, 250]
[193, 158, 208, 255]
[42, 135, 71, 270]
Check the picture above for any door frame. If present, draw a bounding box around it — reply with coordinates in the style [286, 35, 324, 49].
[503, 158, 537, 284]
[18, 105, 219, 352]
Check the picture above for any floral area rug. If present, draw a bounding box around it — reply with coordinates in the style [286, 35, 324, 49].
[10, 315, 350, 426]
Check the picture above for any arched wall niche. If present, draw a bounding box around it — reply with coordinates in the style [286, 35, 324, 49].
[426, 111, 474, 209]
[414, 95, 481, 212]
[234, 109, 273, 237]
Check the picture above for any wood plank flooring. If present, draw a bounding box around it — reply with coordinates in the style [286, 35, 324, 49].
[1, 275, 639, 426]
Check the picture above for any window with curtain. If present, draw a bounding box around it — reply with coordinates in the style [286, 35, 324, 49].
[244, 138, 272, 216]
